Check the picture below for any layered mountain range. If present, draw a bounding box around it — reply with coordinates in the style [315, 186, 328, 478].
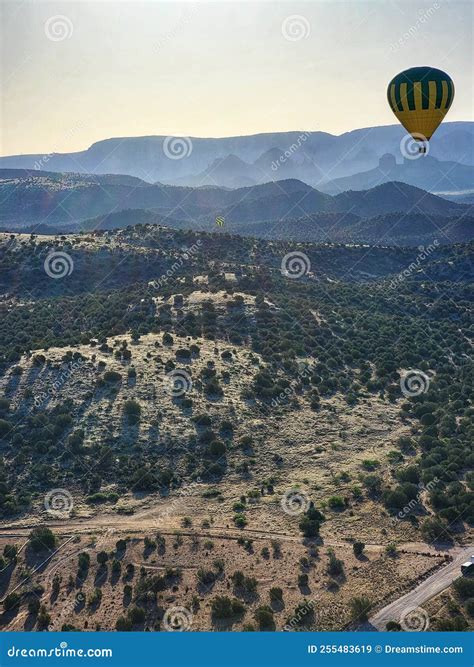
[1, 168, 471, 247]
[1, 122, 473, 192]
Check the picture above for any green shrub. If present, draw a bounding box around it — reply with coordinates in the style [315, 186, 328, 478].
[327, 549, 344, 576]
[211, 596, 245, 618]
[298, 573, 309, 587]
[29, 527, 56, 552]
[269, 587, 283, 603]
[123, 399, 141, 424]
[386, 621, 401, 631]
[233, 514, 247, 528]
[97, 551, 108, 565]
[116, 615, 132, 631]
[3, 592, 21, 612]
[464, 598, 474, 617]
[78, 552, 90, 572]
[453, 577, 474, 600]
[349, 596, 371, 622]
[3, 544, 18, 560]
[328, 495, 345, 510]
[353, 542, 365, 557]
[103, 370, 122, 384]
[128, 606, 145, 624]
[254, 605, 275, 630]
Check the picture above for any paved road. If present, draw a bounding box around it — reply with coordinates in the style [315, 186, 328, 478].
[369, 545, 473, 630]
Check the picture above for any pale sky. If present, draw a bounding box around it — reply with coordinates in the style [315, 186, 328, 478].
[1, 0, 472, 155]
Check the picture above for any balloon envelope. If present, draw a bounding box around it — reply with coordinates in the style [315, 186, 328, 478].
[387, 66, 454, 141]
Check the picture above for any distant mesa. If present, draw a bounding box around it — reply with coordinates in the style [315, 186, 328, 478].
[379, 153, 397, 172]
[0, 122, 472, 190]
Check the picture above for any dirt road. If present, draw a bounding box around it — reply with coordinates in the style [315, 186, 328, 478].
[369, 546, 473, 630]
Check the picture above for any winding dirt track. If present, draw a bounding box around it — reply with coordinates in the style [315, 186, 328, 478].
[0, 511, 465, 554]
[1, 513, 471, 625]
[369, 546, 473, 630]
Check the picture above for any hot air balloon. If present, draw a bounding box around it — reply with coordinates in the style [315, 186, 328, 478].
[387, 66, 454, 153]
[215, 216, 225, 227]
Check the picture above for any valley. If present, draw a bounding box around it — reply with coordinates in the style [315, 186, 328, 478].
[0, 221, 472, 632]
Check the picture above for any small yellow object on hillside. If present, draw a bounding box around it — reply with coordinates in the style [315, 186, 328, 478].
[215, 216, 225, 227]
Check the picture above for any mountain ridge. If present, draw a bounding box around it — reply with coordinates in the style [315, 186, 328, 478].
[1, 169, 470, 247]
[1, 122, 472, 186]
[0, 170, 466, 231]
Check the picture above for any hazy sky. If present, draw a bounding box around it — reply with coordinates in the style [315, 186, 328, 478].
[1, 0, 472, 155]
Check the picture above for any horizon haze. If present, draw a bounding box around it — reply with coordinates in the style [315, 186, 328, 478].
[1, 0, 473, 156]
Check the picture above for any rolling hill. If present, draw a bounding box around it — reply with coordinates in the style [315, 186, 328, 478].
[321, 154, 474, 196]
[0, 221, 472, 633]
[0, 170, 468, 246]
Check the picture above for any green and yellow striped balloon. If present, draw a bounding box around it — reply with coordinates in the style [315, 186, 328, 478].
[387, 66, 454, 142]
[215, 216, 225, 227]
